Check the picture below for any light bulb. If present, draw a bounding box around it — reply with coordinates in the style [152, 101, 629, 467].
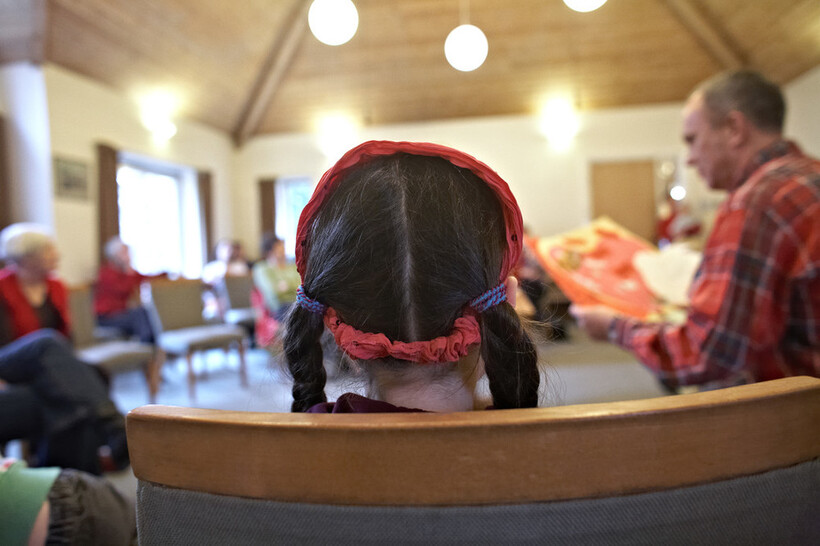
[444, 24, 488, 72]
[563, 0, 608, 13]
[309, 0, 359, 46]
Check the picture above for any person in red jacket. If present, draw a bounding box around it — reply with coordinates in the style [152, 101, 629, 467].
[0, 224, 70, 346]
[94, 236, 159, 344]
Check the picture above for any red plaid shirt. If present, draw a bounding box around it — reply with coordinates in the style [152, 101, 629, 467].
[611, 141, 820, 388]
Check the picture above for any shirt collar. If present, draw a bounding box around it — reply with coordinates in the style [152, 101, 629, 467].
[736, 139, 800, 189]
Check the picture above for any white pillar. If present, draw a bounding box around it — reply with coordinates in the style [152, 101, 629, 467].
[0, 62, 54, 228]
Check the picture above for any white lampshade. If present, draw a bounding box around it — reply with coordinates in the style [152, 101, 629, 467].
[444, 24, 488, 72]
[308, 0, 359, 46]
[563, 0, 608, 13]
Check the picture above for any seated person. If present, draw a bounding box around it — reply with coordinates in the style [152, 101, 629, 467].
[94, 236, 160, 343]
[0, 224, 70, 346]
[0, 455, 136, 545]
[252, 233, 300, 321]
[202, 239, 250, 286]
[0, 329, 129, 474]
[202, 239, 250, 319]
[283, 141, 541, 413]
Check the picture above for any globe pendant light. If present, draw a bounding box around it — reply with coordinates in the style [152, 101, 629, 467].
[445, 1, 488, 72]
[445, 24, 488, 72]
[563, 0, 608, 13]
[309, 0, 359, 46]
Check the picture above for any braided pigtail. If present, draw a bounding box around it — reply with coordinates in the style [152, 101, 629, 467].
[283, 302, 327, 412]
[480, 301, 540, 409]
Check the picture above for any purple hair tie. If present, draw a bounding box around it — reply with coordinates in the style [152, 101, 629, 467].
[469, 283, 507, 313]
[296, 285, 327, 314]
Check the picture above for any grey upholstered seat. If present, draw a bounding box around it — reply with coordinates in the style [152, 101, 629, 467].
[143, 278, 247, 400]
[68, 284, 161, 402]
[128, 377, 820, 545]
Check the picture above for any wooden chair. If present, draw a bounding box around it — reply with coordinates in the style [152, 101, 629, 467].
[142, 278, 247, 400]
[68, 284, 162, 402]
[127, 376, 820, 545]
[220, 274, 257, 336]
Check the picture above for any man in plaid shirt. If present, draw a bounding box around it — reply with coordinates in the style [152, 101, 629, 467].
[573, 70, 820, 389]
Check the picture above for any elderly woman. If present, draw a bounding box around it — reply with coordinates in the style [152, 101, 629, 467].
[0, 223, 70, 346]
[94, 236, 159, 343]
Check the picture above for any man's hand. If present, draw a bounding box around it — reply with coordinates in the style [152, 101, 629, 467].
[570, 305, 618, 342]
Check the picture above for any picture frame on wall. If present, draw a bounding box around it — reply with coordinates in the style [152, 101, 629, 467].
[53, 157, 89, 200]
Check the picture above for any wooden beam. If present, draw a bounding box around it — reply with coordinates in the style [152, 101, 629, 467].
[662, 0, 746, 70]
[233, 0, 311, 146]
[0, 0, 46, 64]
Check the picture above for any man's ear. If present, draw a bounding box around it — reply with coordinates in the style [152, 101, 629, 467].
[724, 110, 749, 148]
[505, 276, 518, 308]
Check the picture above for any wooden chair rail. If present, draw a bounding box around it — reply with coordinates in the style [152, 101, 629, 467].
[127, 376, 820, 506]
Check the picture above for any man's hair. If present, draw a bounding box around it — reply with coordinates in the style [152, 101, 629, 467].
[0, 223, 54, 263]
[695, 70, 785, 133]
[283, 153, 540, 412]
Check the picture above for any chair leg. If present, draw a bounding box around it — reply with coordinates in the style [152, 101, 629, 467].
[186, 350, 196, 401]
[237, 341, 248, 388]
[146, 349, 165, 404]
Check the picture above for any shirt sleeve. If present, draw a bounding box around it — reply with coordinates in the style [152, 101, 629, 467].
[610, 203, 792, 388]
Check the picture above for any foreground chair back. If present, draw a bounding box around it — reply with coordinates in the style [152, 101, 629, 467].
[143, 278, 247, 400]
[68, 284, 162, 401]
[128, 376, 819, 545]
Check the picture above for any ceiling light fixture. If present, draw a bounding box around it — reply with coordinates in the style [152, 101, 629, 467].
[563, 0, 608, 13]
[308, 0, 359, 46]
[445, 1, 488, 72]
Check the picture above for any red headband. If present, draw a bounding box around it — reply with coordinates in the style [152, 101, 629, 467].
[296, 140, 523, 281]
[295, 140, 523, 364]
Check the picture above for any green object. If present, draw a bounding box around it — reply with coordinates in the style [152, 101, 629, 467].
[0, 461, 60, 546]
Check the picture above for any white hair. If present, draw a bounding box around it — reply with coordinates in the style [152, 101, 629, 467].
[0, 223, 56, 263]
[104, 236, 127, 261]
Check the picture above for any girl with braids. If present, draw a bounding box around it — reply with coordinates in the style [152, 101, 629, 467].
[285, 141, 540, 413]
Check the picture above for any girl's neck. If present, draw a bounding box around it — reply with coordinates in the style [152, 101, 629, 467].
[374, 380, 476, 412]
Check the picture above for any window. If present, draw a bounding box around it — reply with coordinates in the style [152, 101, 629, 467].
[116, 155, 204, 278]
[274, 177, 312, 258]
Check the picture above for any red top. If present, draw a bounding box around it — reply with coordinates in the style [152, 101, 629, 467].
[0, 267, 71, 341]
[93, 264, 149, 316]
[611, 141, 820, 387]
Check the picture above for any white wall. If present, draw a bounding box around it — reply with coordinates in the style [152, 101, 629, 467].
[44, 65, 235, 283]
[785, 65, 820, 155]
[235, 104, 687, 254]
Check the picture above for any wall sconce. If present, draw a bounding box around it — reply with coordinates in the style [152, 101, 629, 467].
[538, 97, 580, 151]
[316, 113, 360, 160]
[139, 90, 178, 143]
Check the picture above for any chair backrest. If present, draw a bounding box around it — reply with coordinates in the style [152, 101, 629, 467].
[221, 274, 253, 310]
[66, 283, 96, 347]
[128, 376, 820, 544]
[142, 278, 206, 332]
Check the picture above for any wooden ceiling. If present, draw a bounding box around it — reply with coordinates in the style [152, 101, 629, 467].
[9, 0, 820, 143]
